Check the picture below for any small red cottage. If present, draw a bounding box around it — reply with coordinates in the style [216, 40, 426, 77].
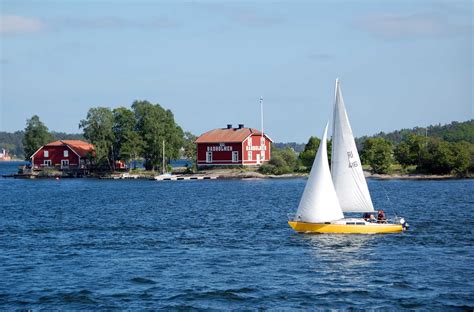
[195, 124, 272, 168]
[31, 140, 95, 170]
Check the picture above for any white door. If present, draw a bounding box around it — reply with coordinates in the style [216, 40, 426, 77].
[206, 152, 212, 163]
[256, 154, 261, 165]
[232, 151, 238, 163]
[61, 159, 69, 169]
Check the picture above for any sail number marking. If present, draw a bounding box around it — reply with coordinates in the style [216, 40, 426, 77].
[347, 151, 359, 168]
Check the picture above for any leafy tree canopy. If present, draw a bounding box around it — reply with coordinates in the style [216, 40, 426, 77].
[79, 107, 115, 170]
[22, 115, 52, 160]
[113, 107, 143, 164]
[299, 136, 320, 169]
[182, 131, 197, 170]
[132, 100, 184, 171]
[361, 137, 393, 174]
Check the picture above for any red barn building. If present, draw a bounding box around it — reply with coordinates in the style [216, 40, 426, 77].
[31, 140, 95, 170]
[195, 124, 272, 168]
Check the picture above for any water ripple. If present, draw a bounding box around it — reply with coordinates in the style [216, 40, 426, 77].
[0, 173, 473, 310]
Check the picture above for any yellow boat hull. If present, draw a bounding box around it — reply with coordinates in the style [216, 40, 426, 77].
[288, 221, 403, 234]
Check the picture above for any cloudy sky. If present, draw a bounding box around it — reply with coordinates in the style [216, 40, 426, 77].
[0, 0, 472, 142]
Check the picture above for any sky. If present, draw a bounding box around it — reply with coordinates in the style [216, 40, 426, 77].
[0, 0, 472, 142]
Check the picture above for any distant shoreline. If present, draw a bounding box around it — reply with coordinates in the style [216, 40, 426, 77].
[1, 162, 472, 180]
[103, 170, 471, 181]
[364, 172, 472, 180]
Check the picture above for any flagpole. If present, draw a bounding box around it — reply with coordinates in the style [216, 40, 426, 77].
[260, 97, 264, 160]
[260, 97, 264, 137]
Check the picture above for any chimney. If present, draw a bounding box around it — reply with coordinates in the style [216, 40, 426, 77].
[238, 124, 244, 129]
[227, 124, 232, 129]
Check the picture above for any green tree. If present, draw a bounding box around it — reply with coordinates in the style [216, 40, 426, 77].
[298, 136, 333, 170]
[279, 147, 299, 171]
[299, 136, 320, 168]
[22, 115, 52, 160]
[450, 141, 472, 176]
[182, 132, 197, 170]
[393, 134, 428, 169]
[79, 107, 115, 170]
[418, 138, 454, 174]
[393, 141, 411, 169]
[112, 107, 143, 168]
[361, 137, 393, 174]
[132, 100, 184, 171]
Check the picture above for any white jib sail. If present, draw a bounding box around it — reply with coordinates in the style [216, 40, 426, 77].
[296, 123, 344, 223]
[331, 79, 374, 212]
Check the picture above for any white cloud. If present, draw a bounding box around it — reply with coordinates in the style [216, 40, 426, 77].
[0, 15, 46, 35]
[0, 15, 176, 35]
[356, 13, 470, 38]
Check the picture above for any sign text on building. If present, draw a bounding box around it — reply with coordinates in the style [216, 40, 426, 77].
[245, 145, 267, 151]
[207, 144, 233, 152]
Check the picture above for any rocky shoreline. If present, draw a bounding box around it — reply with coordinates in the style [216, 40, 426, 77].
[364, 172, 472, 180]
[103, 169, 470, 181]
[3, 165, 471, 180]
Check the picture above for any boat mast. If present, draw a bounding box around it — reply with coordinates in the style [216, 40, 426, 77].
[162, 139, 165, 174]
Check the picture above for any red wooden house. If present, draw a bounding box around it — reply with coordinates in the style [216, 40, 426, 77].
[31, 140, 95, 170]
[195, 124, 272, 168]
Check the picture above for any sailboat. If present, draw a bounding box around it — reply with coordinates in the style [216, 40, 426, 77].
[154, 140, 173, 180]
[288, 79, 407, 234]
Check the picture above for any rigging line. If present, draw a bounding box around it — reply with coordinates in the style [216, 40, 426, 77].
[381, 185, 399, 218]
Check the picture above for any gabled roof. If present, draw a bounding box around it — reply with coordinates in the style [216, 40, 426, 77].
[31, 140, 95, 158]
[195, 127, 273, 143]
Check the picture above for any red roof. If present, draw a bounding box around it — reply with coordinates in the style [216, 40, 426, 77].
[195, 127, 272, 143]
[43, 140, 95, 158]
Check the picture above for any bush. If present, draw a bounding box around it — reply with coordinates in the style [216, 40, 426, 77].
[259, 147, 299, 175]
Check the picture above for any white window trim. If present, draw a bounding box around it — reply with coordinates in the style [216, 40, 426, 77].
[61, 159, 69, 168]
[43, 160, 52, 167]
[44, 150, 49, 158]
[64, 150, 69, 157]
[248, 151, 252, 161]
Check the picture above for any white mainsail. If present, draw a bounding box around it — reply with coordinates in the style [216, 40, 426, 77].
[296, 123, 344, 223]
[331, 79, 375, 212]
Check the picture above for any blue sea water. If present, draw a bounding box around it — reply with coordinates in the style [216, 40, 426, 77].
[0, 161, 473, 310]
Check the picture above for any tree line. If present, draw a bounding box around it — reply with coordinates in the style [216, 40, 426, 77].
[7, 112, 474, 176]
[261, 132, 474, 177]
[356, 119, 474, 149]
